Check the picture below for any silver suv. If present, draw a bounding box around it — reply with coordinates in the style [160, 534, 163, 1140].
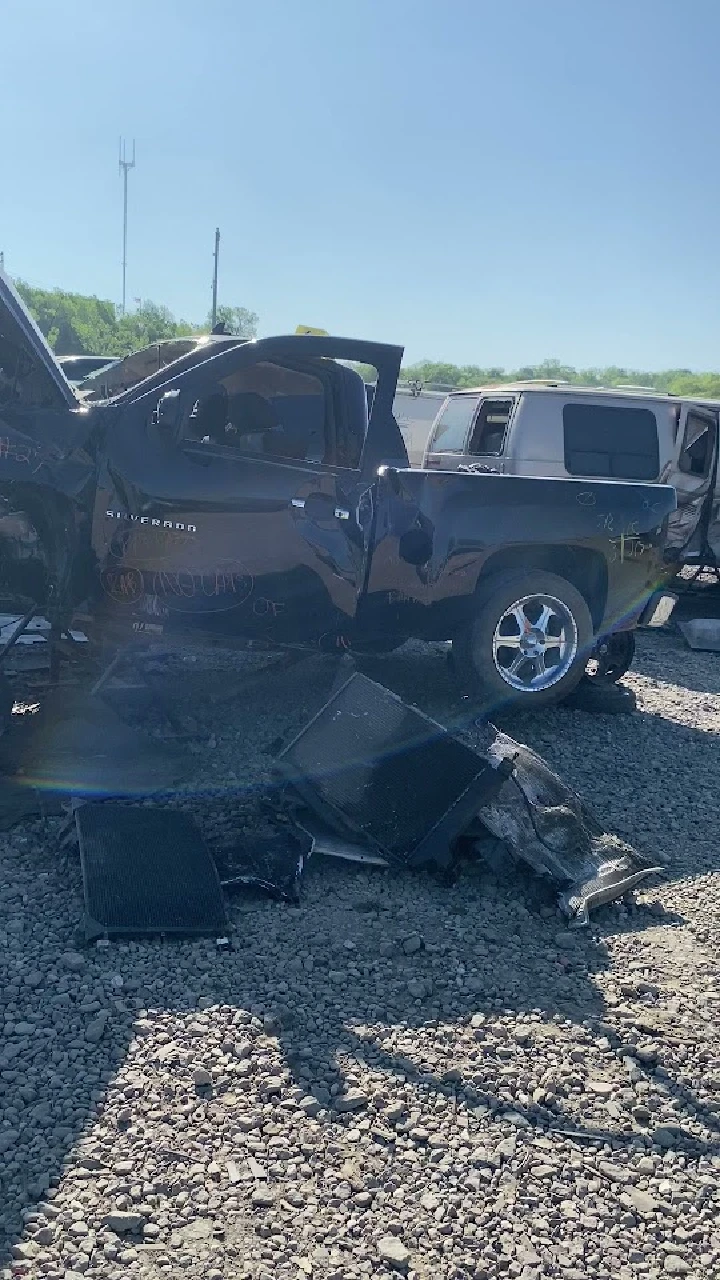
[423, 381, 719, 565]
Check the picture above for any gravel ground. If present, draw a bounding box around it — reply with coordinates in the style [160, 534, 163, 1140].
[1, 628, 719, 1280]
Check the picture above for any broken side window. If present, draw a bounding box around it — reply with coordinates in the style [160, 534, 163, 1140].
[467, 398, 514, 456]
[428, 395, 480, 453]
[678, 410, 715, 477]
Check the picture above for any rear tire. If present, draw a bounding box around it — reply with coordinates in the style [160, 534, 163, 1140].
[453, 570, 594, 710]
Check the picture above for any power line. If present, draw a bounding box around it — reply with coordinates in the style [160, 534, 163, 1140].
[118, 138, 136, 315]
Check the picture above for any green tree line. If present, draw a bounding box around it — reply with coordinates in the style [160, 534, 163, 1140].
[401, 357, 720, 399]
[15, 281, 258, 357]
[14, 281, 720, 397]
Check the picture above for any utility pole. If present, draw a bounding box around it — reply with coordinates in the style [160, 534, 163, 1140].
[211, 227, 220, 328]
[118, 138, 136, 315]
[0, 251, 4, 275]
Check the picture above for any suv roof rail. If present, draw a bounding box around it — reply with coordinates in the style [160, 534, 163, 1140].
[613, 383, 661, 392]
[512, 378, 571, 387]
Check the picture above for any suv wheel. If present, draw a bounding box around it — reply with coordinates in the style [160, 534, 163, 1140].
[453, 570, 594, 709]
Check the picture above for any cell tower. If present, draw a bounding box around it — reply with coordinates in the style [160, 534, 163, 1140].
[118, 138, 136, 315]
[211, 228, 220, 328]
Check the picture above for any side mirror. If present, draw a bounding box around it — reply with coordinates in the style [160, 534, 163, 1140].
[153, 388, 182, 433]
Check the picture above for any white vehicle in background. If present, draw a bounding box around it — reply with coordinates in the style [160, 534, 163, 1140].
[422, 380, 719, 570]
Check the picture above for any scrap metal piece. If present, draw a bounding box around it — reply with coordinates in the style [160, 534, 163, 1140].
[559, 860, 662, 927]
[476, 731, 661, 922]
[0, 604, 41, 671]
[217, 828, 313, 903]
[679, 618, 720, 652]
[298, 811, 390, 866]
[76, 803, 228, 941]
[277, 672, 510, 869]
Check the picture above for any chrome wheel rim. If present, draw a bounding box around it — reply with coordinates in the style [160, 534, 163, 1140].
[491, 592, 578, 692]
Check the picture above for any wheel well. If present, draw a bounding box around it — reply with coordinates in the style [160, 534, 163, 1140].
[0, 483, 80, 619]
[476, 545, 608, 630]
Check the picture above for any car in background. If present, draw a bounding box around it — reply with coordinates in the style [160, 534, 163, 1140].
[78, 334, 246, 400]
[56, 354, 117, 385]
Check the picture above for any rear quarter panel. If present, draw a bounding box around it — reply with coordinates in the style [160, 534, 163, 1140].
[364, 469, 675, 640]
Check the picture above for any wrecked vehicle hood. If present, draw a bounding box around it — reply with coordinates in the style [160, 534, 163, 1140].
[0, 270, 78, 412]
[0, 272, 106, 477]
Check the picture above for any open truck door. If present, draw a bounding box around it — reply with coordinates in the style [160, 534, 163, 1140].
[90, 334, 404, 649]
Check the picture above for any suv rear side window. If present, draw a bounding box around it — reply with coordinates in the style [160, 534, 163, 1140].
[430, 396, 479, 453]
[679, 410, 715, 477]
[563, 403, 659, 481]
[468, 398, 513, 455]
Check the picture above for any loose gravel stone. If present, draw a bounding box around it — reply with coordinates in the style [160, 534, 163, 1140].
[377, 1235, 411, 1270]
[401, 933, 423, 955]
[334, 1090, 368, 1112]
[103, 1212, 144, 1234]
[664, 1257, 691, 1275]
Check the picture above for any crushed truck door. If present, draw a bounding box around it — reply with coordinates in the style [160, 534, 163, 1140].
[91, 335, 403, 647]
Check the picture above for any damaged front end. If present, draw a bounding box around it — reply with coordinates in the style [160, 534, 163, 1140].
[277, 671, 660, 923]
[0, 273, 100, 663]
[474, 729, 662, 924]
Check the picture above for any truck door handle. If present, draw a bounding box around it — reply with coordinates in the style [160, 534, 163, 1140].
[291, 495, 350, 521]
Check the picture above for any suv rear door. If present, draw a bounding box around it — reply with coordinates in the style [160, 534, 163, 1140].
[423, 393, 515, 472]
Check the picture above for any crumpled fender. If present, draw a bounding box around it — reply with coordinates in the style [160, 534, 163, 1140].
[0, 422, 94, 615]
[0, 417, 96, 500]
[0, 492, 52, 609]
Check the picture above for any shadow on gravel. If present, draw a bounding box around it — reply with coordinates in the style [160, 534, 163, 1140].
[2, 844, 720, 1269]
[1, 634, 720, 1266]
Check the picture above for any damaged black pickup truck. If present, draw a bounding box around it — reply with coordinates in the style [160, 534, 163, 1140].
[0, 272, 676, 710]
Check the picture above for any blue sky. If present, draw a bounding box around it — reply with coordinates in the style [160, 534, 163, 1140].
[2, 0, 719, 368]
